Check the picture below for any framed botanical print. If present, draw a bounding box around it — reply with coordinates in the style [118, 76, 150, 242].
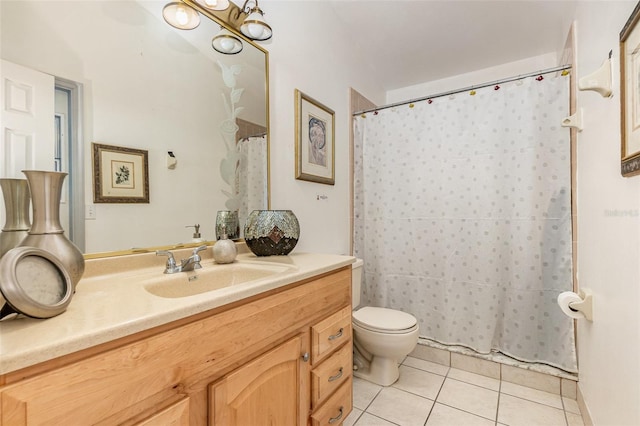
[620, 1, 640, 176]
[295, 89, 335, 185]
[92, 143, 149, 203]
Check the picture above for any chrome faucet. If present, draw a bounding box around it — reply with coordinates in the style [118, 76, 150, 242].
[156, 245, 207, 274]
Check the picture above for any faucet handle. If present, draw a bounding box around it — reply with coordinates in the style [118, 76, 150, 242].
[156, 250, 178, 273]
[192, 245, 207, 256]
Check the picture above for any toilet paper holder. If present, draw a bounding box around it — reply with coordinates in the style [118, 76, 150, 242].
[568, 288, 593, 322]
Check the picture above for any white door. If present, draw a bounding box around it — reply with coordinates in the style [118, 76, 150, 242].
[0, 60, 55, 226]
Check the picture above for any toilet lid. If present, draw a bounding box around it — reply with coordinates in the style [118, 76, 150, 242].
[352, 307, 417, 332]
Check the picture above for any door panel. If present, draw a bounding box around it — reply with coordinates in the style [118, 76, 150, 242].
[1, 60, 55, 226]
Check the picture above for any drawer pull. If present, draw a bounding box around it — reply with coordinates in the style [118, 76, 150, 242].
[328, 328, 343, 341]
[302, 352, 310, 362]
[328, 367, 343, 382]
[328, 407, 344, 424]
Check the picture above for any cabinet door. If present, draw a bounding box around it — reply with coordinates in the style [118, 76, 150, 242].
[135, 397, 190, 426]
[210, 335, 307, 426]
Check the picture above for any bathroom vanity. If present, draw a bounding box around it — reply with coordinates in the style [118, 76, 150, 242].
[0, 250, 354, 425]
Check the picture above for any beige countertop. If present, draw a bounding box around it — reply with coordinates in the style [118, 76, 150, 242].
[0, 250, 355, 375]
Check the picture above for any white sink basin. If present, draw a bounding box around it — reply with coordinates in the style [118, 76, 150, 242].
[143, 261, 295, 298]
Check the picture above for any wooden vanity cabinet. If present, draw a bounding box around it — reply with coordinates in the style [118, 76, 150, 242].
[0, 267, 353, 426]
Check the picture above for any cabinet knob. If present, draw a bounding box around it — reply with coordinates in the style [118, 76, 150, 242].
[301, 352, 310, 362]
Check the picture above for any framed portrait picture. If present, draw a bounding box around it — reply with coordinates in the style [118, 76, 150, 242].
[92, 143, 149, 203]
[620, 2, 640, 176]
[295, 89, 335, 185]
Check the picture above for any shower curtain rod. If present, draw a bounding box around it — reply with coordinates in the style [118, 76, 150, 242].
[353, 64, 572, 116]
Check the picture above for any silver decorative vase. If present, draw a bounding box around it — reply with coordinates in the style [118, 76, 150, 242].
[0, 179, 31, 257]
[216, 210, 240, 240]
[244, 210, 299, 256]
[18, 170, 84, 288]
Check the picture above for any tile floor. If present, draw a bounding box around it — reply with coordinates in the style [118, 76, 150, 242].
[344, 356, 584, 426]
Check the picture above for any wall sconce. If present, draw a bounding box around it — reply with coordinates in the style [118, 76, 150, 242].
[162, 0, 273, 54]
[212, 27, 243, 54]
[162, 2, 200, 30]
[239, 0, 272, 41]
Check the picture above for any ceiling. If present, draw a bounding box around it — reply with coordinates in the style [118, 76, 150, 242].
[328, 1, 580, 91]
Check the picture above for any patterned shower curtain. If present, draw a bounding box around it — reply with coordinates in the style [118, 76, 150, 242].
[236, 136, 268, 233]
[353, 75, 577, 372]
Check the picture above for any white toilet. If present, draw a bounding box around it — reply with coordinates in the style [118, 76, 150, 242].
[351, 258, 419, 386]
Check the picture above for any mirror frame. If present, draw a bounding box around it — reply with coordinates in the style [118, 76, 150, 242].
[84, 0, 270, 259]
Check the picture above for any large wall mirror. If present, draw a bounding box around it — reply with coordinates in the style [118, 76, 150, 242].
[0, 0, 269, 257]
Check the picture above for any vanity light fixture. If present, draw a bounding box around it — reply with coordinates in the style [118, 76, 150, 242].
[194, 0, 230, 12]
[212, 27, 243, 54]
[239, 0, 272, 41]
[162, 2, 201, 30]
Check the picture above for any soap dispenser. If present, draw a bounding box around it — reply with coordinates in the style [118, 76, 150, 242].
[186, 224, 204, 243]
[212, 226, 237, 264]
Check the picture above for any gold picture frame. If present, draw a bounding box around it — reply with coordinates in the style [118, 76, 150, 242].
[620, 2, 640, 176]
[295, 89, 335, 185]
[92, 143, 149, 203]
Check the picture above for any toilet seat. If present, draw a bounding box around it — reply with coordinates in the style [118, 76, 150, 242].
[352, 307, 418, 334]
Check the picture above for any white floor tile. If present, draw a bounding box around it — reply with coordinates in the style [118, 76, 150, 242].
[344, 408, 363, 426]
[562, 396, 581, 414]
[447, 367, 500, 391]
[355, 412, 401, 426]
[367, 386, 434, 426]
[403, 356, 450, 376]
[426, 403, 495, 426]
[501, 381, 563, 409]
[498, 394, 567, 426]
[567, 411, 585, 426]
[353, 377, 383, 410]
[436, 378, 499, 420]
[392, 365, 446, 400]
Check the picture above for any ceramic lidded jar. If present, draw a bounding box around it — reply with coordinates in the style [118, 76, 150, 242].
[18, 171, 85, 289]
[244, 210, 299, 256]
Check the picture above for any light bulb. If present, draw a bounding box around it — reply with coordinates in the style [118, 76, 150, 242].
[175, 5, 189, 25]
[205, 0, 217, 7]
[247, 23, 264, 39]
[220, 38, 235, 53]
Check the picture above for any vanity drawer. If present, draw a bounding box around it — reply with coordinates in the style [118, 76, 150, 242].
[310, 377, 352, 426]
[311, 306, 352, 364]
[311, 341, 352, 409]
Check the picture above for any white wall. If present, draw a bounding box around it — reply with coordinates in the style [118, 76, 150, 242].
[264, 1, 384, 255]
[572, 2, 640, 425]
[386, 53, 558, 104]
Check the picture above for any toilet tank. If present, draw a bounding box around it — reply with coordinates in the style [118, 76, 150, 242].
[352, 258, 364, 309]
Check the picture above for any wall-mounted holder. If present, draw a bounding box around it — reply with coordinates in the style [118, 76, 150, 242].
[167, 151, 177, 169]
[568, 288, 593, 322]
[561, 108, 583, 131]
[558, 288, 593, 322]
[578, 52, 613, 98]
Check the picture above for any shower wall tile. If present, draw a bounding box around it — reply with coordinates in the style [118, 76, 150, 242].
[410, 344, 450, 366]
[561, 378, 578, 399]
[501, 364, 560, 394]
[402, 356, 450, 376]
[451, 353, 500, 379]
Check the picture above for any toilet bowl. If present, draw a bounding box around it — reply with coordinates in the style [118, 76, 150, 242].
[351, 259, 419, 386]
